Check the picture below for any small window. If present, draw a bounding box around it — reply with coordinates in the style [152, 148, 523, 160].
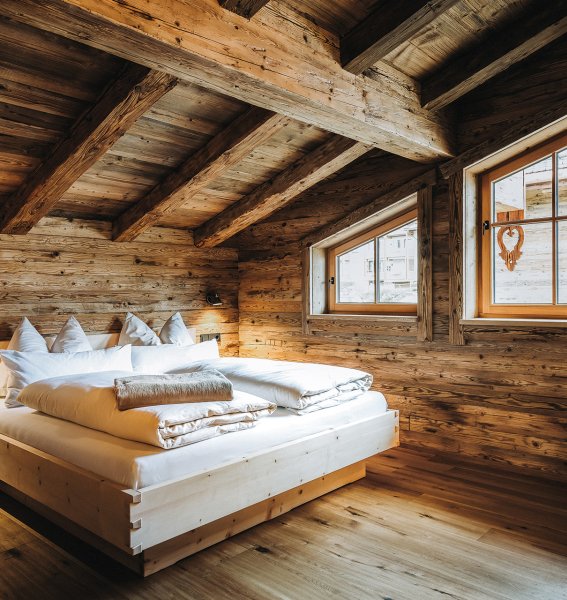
[327, 210, 418, 314]
[479, 133, 567, 318]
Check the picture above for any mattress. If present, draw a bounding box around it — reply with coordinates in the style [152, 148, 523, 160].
[0, 392, 388, 490]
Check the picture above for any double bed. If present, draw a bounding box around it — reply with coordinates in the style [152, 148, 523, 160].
[0, 332, 399, 576]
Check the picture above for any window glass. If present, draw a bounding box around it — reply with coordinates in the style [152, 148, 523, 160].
[491, 222, 553, 304]
[378, 220, 418, 303]
[493, 156, 552, 222]
[327, 209, 418, 314]
[337, 240, 375, 303]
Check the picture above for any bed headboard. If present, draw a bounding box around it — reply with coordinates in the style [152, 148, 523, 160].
[0, 329, 197, 350]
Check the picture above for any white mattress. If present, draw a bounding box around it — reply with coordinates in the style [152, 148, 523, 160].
[0, 392, 388, 490]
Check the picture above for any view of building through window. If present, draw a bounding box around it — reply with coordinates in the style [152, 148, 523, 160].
[337, 220, 418, 304]
[490, 147, 567, 305]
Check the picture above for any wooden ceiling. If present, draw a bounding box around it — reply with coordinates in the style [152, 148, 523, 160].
[0, 0, 564, 245]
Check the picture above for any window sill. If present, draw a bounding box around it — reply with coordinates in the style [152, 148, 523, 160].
[461, 318, 567, 329]
[304, 314, 418, 338]
[310, 314, 417, 322]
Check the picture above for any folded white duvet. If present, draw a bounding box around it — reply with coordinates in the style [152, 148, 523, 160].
[184, 358, 372, 413]
[17, 371, 276, 449]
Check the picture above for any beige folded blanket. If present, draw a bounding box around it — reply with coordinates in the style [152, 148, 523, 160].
[114, 370, 233, 410]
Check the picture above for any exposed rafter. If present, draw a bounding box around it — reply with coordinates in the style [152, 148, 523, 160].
[341, 0, 460, 75]
[193, 136, 370, 248]
[113, 108, 289, 242]
[218, 0, 269, 19]
[422, 5, 567, 110]
[1, 0, 454, 163]
[0, 64, 176, 234]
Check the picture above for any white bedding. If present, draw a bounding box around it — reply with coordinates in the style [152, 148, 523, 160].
[0, 392, 388, 489]
[17, 371, 275, 449]
[186, 357, 373, 413]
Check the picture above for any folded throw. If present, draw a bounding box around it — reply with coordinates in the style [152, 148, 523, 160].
[114, 370, 233, 410]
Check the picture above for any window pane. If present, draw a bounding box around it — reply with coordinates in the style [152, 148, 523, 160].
[337, 240, 375, 303]
[558, 221, 567, 304]
[493, 156, 552, 222]
[378, 219, 417, 303]
[557, 148, 567, 217]
[492, 222, 552, 304]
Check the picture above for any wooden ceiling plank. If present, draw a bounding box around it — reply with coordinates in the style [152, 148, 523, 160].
[193, 136, 370, 248]
[422, 5, 567, 110]
[0, 64, 177, 234]
[341, 0, 461, 75]
[113, 108, 290, 242]
[0, 0, 454, 163]
[218, 0, 269, 19]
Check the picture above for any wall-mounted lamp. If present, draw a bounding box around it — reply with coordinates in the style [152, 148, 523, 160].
[206, 292, 223, 306]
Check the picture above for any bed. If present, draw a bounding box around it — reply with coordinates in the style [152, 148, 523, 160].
[0, 332, 399, 576]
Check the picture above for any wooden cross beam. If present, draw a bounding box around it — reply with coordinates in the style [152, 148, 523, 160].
[193, 136, 370, 248]
[113, 108, 289, 242]
[341, 0, 461, 75]
[0, 63, 176, 234]
[421, 4, 567, 110]
[0, 0, 454, 163]
[218, 0, 269, 19]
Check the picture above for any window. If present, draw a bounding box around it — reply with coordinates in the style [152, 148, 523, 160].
[327, 210, 418, 314]
[479, 133, 567, 318]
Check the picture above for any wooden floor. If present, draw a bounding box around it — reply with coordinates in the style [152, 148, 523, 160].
[0, 447, 565, 600]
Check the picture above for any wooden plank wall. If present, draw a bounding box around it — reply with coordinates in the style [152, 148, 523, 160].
[237, 42, 567, 482]
[0, 218, 239, 354]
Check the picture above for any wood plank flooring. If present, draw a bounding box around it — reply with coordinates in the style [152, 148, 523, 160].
[0, 447, 565, 599]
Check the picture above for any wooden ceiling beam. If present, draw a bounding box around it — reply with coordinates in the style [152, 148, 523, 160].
[218, 0, 269, 19]
[0, 64, 176, 235]
[193, 136, 370, 248]
[422, 5, 567, 110]
[341, 0, 460, 75]
[113, 108, 289, 242]
[0, 0, 454, 163]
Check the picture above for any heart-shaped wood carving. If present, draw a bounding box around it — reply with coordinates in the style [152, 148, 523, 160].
[497, 225, 524, 271]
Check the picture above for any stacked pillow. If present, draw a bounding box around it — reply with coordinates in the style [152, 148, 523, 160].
[119, 312, 219, 374]
[118, 312, 194, 347]
[1, 312, 219, 408]
[0, 316, 128, 408]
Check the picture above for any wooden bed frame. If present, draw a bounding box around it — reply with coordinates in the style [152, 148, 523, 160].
[0, 331, 400, 576]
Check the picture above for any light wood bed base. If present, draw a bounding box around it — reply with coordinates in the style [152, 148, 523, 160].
[0, 330, 399, 575]
[0, 410, 399, 575]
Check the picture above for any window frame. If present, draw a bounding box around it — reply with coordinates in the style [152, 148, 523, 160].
[327, 208, 418, 315]
[478, 132, 567, 319]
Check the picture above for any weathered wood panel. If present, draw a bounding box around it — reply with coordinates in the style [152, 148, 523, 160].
[235, 44, 567, 482]
[0, 218, 239, 355]
[238, 188, 567, 479]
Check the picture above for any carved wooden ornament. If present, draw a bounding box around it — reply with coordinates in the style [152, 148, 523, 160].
[497, 225, 524, 271]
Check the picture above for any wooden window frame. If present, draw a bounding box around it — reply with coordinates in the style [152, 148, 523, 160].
[327, 209, 418, 315]
[478, 132, 567, 319]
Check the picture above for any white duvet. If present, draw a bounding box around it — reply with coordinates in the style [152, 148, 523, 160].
[184, 358, 373, 413]
[17, 371, 276, 449]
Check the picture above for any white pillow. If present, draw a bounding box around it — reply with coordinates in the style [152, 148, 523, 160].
[8, 317, 48, 352]
[118, 313, 161, 347]
[132, 340, 219, 374]
[50, 316, 92, 353]
[0, 345, 132, 408]
[159, 312, 194, 346]
[1, 318, 49, 398]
